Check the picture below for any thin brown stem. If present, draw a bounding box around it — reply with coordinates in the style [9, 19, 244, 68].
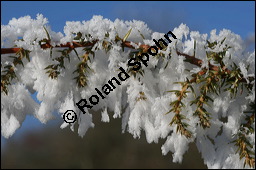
[1, 40, 254, 83]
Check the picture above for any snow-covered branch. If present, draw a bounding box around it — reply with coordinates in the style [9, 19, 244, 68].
[1, 14, 255, 169]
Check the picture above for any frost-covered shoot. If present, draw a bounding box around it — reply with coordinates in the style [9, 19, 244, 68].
[1, 14, 255, 169]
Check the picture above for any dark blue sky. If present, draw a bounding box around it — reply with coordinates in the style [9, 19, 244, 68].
[1, 1, 255, 38]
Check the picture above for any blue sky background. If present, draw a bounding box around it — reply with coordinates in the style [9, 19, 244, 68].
[1, 1, 255, 145]
[1, 1, 255, 38]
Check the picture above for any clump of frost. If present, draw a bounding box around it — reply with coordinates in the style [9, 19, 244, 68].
[1, 14, 255, 169]
[1, 83, 39, 138]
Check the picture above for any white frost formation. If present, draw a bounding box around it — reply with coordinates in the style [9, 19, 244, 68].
[1, 14, 255, 169]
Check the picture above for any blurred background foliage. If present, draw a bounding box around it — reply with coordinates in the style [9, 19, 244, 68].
[1, 111, 206, 169]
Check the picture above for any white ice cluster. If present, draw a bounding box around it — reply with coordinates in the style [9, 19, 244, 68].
[1, 14, 255, 169]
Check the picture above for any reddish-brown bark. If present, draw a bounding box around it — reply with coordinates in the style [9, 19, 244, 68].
[0, 40, 253, 82]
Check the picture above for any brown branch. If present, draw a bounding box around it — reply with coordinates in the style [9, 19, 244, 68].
[1, 48, 21, 54]
[176, 51, 203, 68]
[1, 40, 254, 83]
[1, 41, 98, 54]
